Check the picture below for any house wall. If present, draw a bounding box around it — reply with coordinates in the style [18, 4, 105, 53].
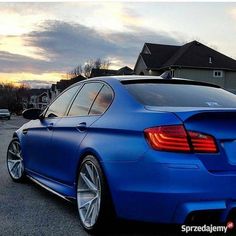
[173, 68, 236, 93]
[148, 70, 161, 76]
[135, 62, 236, 93]
[174, 68, 226, 87]
[224, 71, 236, 93]
[134, 56, 149, 75]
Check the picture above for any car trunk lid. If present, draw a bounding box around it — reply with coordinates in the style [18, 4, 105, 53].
[145, 106, 236, 172]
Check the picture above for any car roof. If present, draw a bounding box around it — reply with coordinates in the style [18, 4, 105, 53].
[86, 75, 221, 88]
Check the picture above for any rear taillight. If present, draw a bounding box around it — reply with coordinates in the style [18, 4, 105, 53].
[188, 131, 218, 153]
[144, 125, 217, 153]
[144, 125, 191, 152]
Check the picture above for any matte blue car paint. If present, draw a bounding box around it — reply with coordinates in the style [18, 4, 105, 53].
[14, 76, 236, 224]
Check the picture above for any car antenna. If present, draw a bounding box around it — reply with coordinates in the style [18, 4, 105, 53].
[160, 71, 172, 80]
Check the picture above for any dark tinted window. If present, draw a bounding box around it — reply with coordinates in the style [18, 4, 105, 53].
[68, 83, 103, 116]
[45, 85, 79, 118]
[125, 83, 236, 108]
[89, 85, 113, 115]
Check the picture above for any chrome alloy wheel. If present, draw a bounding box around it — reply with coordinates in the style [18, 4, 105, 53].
[77, 161, 101, 228]
[7, 140, 24, 180]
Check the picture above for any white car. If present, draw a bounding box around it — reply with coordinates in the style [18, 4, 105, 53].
[0, 109, 11, 120]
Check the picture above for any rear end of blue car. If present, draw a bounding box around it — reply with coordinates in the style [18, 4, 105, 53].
[100, 80, 236, 224]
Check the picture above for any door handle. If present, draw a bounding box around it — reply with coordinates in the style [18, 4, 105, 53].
[76, 122, 87, 132]
[47, 123, 54, 130]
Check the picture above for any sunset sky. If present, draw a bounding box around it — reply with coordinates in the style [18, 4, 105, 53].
[1, 2, 236, 88]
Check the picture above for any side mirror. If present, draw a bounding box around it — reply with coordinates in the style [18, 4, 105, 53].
[22, 108, 42, 120]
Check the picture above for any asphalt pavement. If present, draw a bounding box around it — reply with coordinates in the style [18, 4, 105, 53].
[0, 116, 229, 236]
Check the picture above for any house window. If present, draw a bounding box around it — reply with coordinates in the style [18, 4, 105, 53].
[213, 70, 223, 78]
[42, 96, 48, 102]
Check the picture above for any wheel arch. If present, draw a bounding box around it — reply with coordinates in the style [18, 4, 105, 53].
[75, 148, 106, 186]
[13, 132, 19, 139]
[75, 148, 117, 216]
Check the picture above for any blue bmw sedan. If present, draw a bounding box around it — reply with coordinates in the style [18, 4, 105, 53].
[6, 76, 236, 232]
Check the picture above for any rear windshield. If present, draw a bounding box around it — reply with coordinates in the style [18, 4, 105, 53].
[124, 83, 236, 108]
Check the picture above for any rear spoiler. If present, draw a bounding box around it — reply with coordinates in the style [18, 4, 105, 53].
[121, 78, 221, 88]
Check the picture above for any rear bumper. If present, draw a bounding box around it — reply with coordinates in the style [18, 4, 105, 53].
[103, 150, 236, 224]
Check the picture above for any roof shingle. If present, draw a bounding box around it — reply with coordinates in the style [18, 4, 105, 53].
[141, 40, 236, 71]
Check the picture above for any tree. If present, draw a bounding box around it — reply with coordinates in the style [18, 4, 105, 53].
[0, 83, 30, 114]
[68, 58, 111, 79]
[84, 60, 94, 78]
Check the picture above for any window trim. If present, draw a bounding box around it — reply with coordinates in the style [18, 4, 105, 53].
[213, 70, 223, 78]
[43, 84, 82, 119]
[87, 85, 104, 115]
[66, 81, 114, 118]
[88, 84, 114, 116]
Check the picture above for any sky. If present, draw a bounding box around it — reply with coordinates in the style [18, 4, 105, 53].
[1, 2, 236, 88]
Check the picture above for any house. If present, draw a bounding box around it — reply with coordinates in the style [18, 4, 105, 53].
[48, 84, 60, 102]
[90, 69, 118, 78]
[134, 40, 236, 93]
[48, 74, 86, 102]
[55, 75, 86, 93]
[90, 66, 133, 78]
[23, 75, 86, 111]
[117, 66, 134, 75]
[27, 89, 49, 110]
[37, 92, 49, 110]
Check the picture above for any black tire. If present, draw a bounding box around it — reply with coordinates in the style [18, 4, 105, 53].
[77, 155, 115, 233]
[6, 138, 26, 182]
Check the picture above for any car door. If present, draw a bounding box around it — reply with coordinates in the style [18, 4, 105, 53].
[49, 82, 113, 185]
[23, 85, 80, 176]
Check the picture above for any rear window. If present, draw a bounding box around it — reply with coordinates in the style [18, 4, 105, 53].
[125, 83, 236, 108]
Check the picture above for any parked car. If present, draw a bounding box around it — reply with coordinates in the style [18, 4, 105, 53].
[0, 109, 11, 120]
[6, 76, 236, 232]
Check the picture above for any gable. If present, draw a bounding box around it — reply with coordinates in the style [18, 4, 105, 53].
[141, 44, 151, 54]
[134, 55, 148, 74]
[141, 43, 180, 69]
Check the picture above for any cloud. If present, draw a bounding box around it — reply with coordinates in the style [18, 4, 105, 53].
[25, 20, 182, 68]
[229, 8, 236, 20]
[0, 19, 182, 76]
[17, 79, 53, 88]
[25, 20, 120, 67]
[0, 51, 56, 73]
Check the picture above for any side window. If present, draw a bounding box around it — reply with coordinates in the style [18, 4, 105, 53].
[45, 85, 80, 118]
[68, 83, 103, 117]
[89, 85, 113, 115]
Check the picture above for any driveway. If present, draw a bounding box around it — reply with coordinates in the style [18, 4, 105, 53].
[0, 116, 230, 235]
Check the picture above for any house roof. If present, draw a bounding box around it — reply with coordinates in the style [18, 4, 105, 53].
[90, 66, 133, 78]
[51, 84, 56, 91]
[56, 75, 86, 91]
[29, 88, 48, 96]
[37, 92, 48, 98]
[140, 40, 236, 71]
[90, 68, 118, 78]
[117, 66, 133, 75]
